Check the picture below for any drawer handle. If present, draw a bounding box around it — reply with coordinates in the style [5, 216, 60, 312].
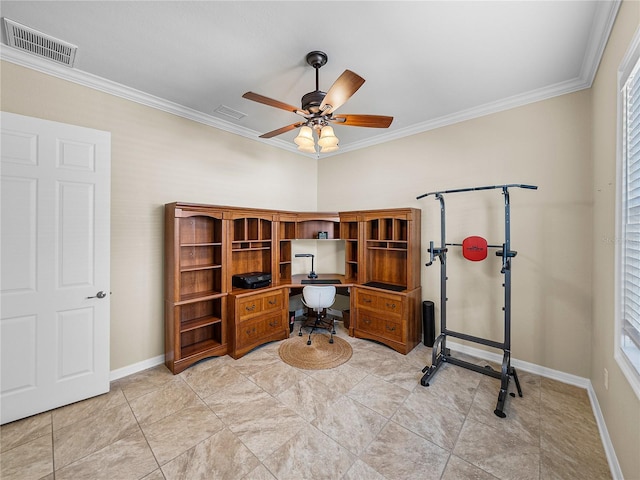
[268, 300, 277, 305]
[269, 321, 278, 327]
[245, 304, 256, 312]
[363, 318, 372, 325]
[246, 327, 256, 335]
[386, 303, 396, 309]
[386, 325, 396, 332]
[363, 298, 372, 303]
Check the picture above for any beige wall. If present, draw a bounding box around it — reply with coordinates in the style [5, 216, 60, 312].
[590, 1, 640, 478]
[2, 5, 640, 473]
[318, 6, 640, 476]
[0, 61, 319, 371]
[319, 91, 594, 377]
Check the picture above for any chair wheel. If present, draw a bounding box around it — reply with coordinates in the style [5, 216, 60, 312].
[329, 338, 334, 344]
[307, 340, 311, 345]
[298, 331, 302, 336]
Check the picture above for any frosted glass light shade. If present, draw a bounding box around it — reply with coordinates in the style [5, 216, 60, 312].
[294, 126, 314, 147]
[320, 145, 339, 153]
[318, 126, 338, 147]
[298, 143, 316, 153]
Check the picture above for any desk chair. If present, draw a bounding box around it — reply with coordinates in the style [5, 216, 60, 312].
[299, 285, 336, 345]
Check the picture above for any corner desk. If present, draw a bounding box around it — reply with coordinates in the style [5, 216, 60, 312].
[165, 203, 422, 373]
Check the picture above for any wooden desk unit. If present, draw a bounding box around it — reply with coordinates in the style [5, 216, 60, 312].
[165, 203, 421, 373]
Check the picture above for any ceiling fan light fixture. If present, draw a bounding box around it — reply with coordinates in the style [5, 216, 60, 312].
[320, 145, 339, 153]
[294, 125, 314, 147]
[244, 50, 392, 155]
[318, 125, 338, 148]
[298, 144, 317, 153]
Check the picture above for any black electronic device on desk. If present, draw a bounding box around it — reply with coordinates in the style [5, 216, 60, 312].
[232, 272, 272, 289]
[301, 279, 341, 285]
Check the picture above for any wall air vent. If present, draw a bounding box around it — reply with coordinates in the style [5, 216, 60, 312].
[3, 18, 77, 67]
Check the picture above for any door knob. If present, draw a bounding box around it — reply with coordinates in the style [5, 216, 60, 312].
[87, 291, 107, 299]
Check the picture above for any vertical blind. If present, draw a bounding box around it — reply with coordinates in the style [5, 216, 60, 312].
[622, 60, 640, 366]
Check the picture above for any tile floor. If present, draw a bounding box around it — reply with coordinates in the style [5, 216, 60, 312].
[1, 320, 611, 480]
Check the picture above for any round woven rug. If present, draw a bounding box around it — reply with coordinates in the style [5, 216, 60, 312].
[278, 334, 352, 370]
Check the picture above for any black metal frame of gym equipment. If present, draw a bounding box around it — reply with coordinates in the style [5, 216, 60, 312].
[416, 184, 537, 418]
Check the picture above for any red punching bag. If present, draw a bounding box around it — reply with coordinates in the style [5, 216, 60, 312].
[462, 236, 488, 261]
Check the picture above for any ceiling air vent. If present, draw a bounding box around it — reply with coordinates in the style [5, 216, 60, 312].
[3, 18, 77, 67]
[214, 105, 246, 120]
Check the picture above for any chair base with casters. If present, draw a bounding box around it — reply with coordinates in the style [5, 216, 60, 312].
[298, 285, 336, 345]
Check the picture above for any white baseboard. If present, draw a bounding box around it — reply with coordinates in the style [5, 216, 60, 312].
[585, 383, 624, 480]
[109, 354, 165, 381]
[446, 341, 589, 387]
[110, 343, 622, 479]
[447, 341, 622, 479]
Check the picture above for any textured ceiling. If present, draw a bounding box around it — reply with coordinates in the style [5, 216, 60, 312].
[0, 1, 621, 156]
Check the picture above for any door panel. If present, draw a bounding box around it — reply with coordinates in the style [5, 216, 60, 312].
[58, 181, 95, 287]
[57, 307, 95, 379]
[0, 176, 37, 293]
[0, 314, 37, 393]
[1, 112, 111, 424]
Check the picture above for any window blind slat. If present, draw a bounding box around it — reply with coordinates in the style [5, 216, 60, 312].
[623, 68, 640, 368]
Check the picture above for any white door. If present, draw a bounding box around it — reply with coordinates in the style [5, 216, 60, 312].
[1, 112, 111, 424]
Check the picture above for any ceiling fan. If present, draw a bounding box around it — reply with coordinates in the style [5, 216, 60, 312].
[242, 51, 393, 153]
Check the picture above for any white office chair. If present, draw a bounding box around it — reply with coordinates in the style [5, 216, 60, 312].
[299, 285, 337, 345]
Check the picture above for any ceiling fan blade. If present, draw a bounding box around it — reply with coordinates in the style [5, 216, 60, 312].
[320, 70, 365, 115]
[243, 92, 308, 116]
[332, 114, 394, 128]
[259, 122, 306, 139]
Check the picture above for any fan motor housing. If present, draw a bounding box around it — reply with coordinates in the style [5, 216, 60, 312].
[302, 90, 326, 113]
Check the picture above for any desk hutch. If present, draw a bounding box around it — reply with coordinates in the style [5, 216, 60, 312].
[164, 202, 422, 373]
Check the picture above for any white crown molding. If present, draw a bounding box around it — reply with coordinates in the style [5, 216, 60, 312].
[339, 76, 593, 155]
[580, 0, 622, 87]
[0, 0, 619, 159]
[308, 0, 623, 158]
[0, 45, 302, 155]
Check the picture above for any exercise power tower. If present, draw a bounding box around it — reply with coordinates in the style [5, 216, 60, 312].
[416, 184, 537, 418]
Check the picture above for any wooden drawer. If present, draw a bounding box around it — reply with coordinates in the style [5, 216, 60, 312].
[236, 313, 283, 346]
[356, 290, 403, 318]
[229, 287, 289, 359]
[358, 312, 378, 332]
[238, 296, 261, 319]
[236, 316, 262, 345]
[262, 312, 284, 336]
[356, 290, 378, 309]
[381, 317, 402, 342]
[357, 312, 403, 343]
[376, 292, 403, 318]
[263, 292, 283, 313]
[237, 290, 284, 320]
